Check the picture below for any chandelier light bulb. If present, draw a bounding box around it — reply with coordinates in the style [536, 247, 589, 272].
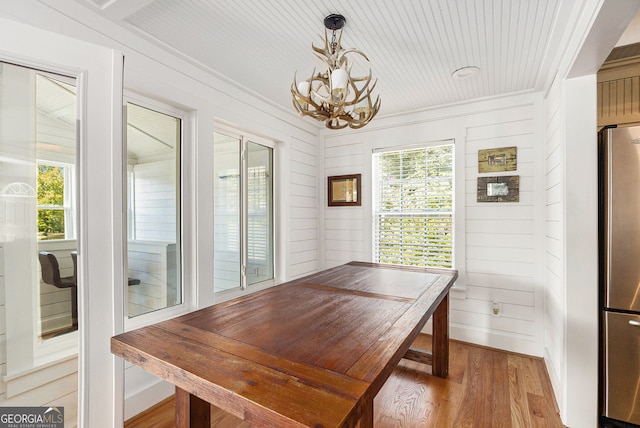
[330, 68, 348, 100]
[353, 99, 370, 118]
[297, 80, 310, 96]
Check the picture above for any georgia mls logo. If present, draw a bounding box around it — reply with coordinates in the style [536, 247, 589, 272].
[0, 406, 64, 428]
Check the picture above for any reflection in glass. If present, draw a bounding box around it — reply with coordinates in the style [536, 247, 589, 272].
[126, 102, 182, 317]
[37, 164, 74, 241]
[33, 75, 78, 338]
[213, 133, 241, 292]
[247, 142, 273, 285]
[213, 132, 274, 294]
[1, 62, 79, 425]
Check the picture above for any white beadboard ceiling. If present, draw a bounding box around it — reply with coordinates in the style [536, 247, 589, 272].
[73, 0, 636, 119]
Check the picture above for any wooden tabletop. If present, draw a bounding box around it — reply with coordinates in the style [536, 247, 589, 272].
[112, 261, 457, 427]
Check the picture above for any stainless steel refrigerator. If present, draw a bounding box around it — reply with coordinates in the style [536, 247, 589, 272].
[600, 125, 640, 427]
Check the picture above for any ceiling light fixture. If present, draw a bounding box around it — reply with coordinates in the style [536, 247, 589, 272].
[452, 66, 480, 79]
[291, 14, 381, 130]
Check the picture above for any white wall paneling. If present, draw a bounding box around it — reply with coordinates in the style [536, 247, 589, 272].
[321, 93, 545, 356]
[542, 72, 600, 428]
[562, 75, 599, 428]
[543, 68, 565, 413]
[288, 136, 320, 279]
[132, 160, 177, 242]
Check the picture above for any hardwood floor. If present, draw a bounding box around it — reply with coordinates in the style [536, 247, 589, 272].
[124, 335, 564, 428]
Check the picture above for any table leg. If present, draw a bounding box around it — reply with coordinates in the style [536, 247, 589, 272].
[356, 397, 374, 428]
[175, 387, 210, 428]
[432, 293, 449, 378]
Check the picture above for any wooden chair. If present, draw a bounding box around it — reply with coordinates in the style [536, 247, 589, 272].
[38, 251, 78, 328]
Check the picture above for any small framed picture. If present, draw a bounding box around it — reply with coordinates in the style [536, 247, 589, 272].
[477, 175, 519, 202]
[328, 174, 361, 206]
[478, 146, 517, 173]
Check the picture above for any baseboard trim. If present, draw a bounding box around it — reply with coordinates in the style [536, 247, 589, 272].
[450, 323, 541, 357]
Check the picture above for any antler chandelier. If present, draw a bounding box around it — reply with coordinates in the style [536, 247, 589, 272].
[291, 14, 381, 130]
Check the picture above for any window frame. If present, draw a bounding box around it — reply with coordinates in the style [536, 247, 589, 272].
[36, 160, 76, 241]
[123, 92, 191, 331]
[212, 125, 278, 303]
[372, 140, 455, 269]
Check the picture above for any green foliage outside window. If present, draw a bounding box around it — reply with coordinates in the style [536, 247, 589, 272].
[374, 144, 454, 269]
[37, 165, 65, 240]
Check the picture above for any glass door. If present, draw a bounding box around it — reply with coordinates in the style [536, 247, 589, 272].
[0, 17, 124, 427]
[246, 141, 274, 286]
[213, 131, 273, 296]
[1, 63, 79, 424]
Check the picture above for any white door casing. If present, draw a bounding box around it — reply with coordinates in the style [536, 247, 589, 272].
[0, 18, 125, 428]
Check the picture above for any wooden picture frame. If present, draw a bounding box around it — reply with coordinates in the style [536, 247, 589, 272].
[328, 174, 361, 206]
[478, 146, 517, 173]
[477, 175, 520, 202]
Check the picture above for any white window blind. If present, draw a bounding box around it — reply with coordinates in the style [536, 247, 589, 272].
[373, 143, 454, 268]
[247, 165, 268, 263]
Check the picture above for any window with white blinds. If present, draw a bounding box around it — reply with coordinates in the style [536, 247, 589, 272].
[372, 143, 454, 268]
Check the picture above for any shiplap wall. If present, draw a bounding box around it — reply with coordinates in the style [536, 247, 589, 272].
[0, 241, 78, 428]
[543, 75, 564, 399]
[127, 241, 176, 316]
[324, 140, 369, 267]
[288, 136, 320, 279]
[321, 93, 544, 355]
[133, 159, 176, 242]
[460, 106, 542, 355]
[0, 356, 78, 428]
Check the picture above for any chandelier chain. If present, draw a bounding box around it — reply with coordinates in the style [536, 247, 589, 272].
[330, 30, 338, 55]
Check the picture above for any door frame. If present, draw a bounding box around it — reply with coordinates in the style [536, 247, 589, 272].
[0, 18, 125, 427]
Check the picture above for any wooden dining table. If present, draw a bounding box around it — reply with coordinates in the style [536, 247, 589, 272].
[111, 261, 458, 427]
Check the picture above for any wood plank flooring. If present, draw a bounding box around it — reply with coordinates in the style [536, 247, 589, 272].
[125, 335, 564, 428]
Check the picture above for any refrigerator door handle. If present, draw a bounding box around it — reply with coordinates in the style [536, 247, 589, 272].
[629, 320, 640, 327]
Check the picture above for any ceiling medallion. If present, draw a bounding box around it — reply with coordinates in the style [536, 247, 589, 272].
[291, 14, 381, 130]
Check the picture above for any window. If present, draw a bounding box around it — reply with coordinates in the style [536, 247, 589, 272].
[37, 162, 75, 240]
[33, 73, 79, 343]
[125, 100, 183, 317]
[372, 143, 454, 268]
[213, 131, 274, 295]
[247, 163, 270, 265]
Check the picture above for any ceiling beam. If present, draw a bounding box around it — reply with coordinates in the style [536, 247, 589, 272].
[569, 0, 640, 78]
